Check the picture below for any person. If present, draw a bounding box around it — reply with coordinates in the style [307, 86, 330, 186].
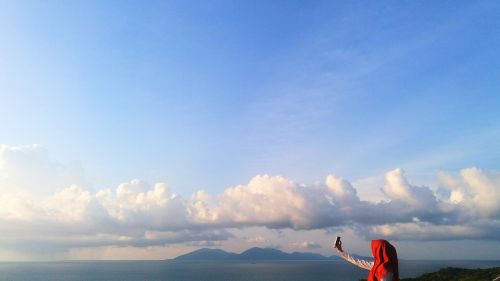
[333, 237, 399, 281]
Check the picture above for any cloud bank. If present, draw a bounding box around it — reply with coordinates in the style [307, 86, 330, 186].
[0, 144, 499, 252]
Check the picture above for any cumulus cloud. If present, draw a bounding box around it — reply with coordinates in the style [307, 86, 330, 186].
[190, 174, 341, 229]
[246, 235, 268, 244]
[364, 221, 500, 241]
[0, 144, 499, 255]
[440, 168, 500, 219]
[291, 241, 322, 250]
[382, 168, 437, 207]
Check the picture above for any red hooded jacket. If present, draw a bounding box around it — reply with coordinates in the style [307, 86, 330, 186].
[368, 240, 399, 281]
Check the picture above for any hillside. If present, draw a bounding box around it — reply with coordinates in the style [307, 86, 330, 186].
[174, 248, 238, 261]
[173, 247, 344, 261]
[359, 267, 500, 281]
[402, 267, 500, 281]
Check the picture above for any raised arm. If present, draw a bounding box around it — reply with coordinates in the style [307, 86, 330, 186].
[337, 250, 374, 270]
[333, 239, 373, 271]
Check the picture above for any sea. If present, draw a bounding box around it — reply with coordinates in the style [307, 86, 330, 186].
[0, 260, 499, 281]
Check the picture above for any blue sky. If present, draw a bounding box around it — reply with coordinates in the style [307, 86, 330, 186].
[0, 1, 499, 260]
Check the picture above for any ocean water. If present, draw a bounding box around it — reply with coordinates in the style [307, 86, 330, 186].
[0, 260, 498, 281]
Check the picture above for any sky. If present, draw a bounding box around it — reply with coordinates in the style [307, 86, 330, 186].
[0, 0, 499, 260]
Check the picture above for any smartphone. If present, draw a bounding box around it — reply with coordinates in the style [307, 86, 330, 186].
[334, 236, 341, 248]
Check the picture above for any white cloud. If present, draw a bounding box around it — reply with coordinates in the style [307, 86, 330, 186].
[291, 240, 322, 250]
[189, 174, 339, 229]
[382, 168, 437, 207]
[326, 174, 360, 205]
[246, 235, 268, 244]
[366, 220, 500, 241]
[460, 168, 500, 217]
[0, 144, 499, 258]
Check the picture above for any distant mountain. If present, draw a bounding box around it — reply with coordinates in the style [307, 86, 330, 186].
[174, 248, 237, 261]
[173, 247, 345, 261]
[238, 247, 291, 260]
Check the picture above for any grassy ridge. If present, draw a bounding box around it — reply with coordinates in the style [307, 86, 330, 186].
[359, 267, 500, 281]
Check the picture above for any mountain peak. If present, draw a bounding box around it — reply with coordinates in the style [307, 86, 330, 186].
[174, 248, 237, 261]
[173, 247, 338, 261]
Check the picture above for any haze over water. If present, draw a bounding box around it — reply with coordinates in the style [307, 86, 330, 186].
[0, 260, 499, 281]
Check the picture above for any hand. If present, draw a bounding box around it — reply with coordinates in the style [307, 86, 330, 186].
[333, 240, 343, 253]
[336, 245, 343, 253]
